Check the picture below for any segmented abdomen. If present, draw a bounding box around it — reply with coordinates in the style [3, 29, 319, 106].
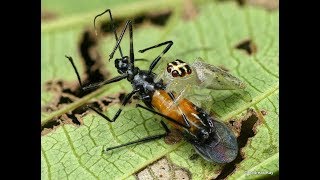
[151, 90, 202, 134]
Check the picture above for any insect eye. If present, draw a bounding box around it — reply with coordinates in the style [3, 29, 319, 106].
[172, 70, 179, 77]
[123, 56, 129, 63]
[115, 59, 120, 68]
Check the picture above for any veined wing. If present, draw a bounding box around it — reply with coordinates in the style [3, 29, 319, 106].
[192, 58, 246, 90]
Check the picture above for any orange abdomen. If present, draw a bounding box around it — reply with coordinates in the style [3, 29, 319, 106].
[151, 90, 202, 133]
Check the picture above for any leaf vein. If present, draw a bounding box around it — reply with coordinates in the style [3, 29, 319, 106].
[41, 145, 52, 180]
[62, 126, 99, 179]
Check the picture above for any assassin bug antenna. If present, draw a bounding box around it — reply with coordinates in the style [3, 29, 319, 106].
[138, 41, 173, 74]
[94, 9, 124, 59]
[108, 20, 135, 64]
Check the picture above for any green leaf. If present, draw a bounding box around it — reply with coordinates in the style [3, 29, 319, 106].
[42, 0, 278, 179]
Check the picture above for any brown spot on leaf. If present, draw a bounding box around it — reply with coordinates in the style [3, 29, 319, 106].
[216, 111, 260, 179]
[183, 0, 199, 21]
[235, 39, 257, 55]
[216, 0, 278, 10]
[136, 158, 191, 180]
[41, 9, 58, 21]
[218, 65, 229, 72]
[261, 109, 267, 116]
[247, 0, 279, 11]
[229, 119, 236, 126]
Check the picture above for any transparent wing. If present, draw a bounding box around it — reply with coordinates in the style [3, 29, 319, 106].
[152, 57, 175, 83]
[192, 57, 246, 90]
[154, 57, 251, 110]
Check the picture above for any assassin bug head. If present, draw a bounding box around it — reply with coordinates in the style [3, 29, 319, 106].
[115, 56, 130, 74]
[94, 9, 139, 81]
[114, 56, 139, 82]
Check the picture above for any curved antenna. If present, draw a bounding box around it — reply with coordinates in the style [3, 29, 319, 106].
[93, 9, 123, 58]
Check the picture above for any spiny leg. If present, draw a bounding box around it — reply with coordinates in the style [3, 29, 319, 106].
[105, 121, 170, 152]
[65, 55, 128, 91]
[88, 89, 139, 122]
[136, 104, 191, 129]
[109, 20, 134, 66]
[138, 41, 173, 74]
[93, 9, 123, 58]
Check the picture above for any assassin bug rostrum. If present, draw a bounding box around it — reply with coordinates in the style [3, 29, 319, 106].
[65, 9, 241, 163]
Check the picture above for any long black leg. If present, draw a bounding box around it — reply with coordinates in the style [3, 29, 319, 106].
[65, 55, 83, 88]
[88, 89, 139, 122]
[134, 58, 149, 62]
[82, 74, 128, 91]
[136, 104, 191, 129]
[105, 121, 170, 152]
[93, 9, 123, 58]
[138, 41, 173, 74]
[109, 20, 134, 66]
[65, 55, 128, 91]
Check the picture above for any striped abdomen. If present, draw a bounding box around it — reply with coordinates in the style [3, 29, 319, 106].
[151, 89, 204, 135]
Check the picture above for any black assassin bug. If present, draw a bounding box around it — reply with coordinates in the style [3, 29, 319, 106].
[65, 9, 238, 163]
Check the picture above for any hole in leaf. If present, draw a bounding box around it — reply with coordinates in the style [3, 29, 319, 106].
[118, 93, 126, 102]
[41, 29, 123, 133]
[78, 29, 110, 95]
[215, 112, 259, 179]
[216, 0, 246, 6]
[41, 119, 60, 132]
[66, 113, 81, 125]
[148, 10, 172, 26]
[235, 39, 257, 55]
[98, 10, 172, 36]
[100, 19, 124, 34]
